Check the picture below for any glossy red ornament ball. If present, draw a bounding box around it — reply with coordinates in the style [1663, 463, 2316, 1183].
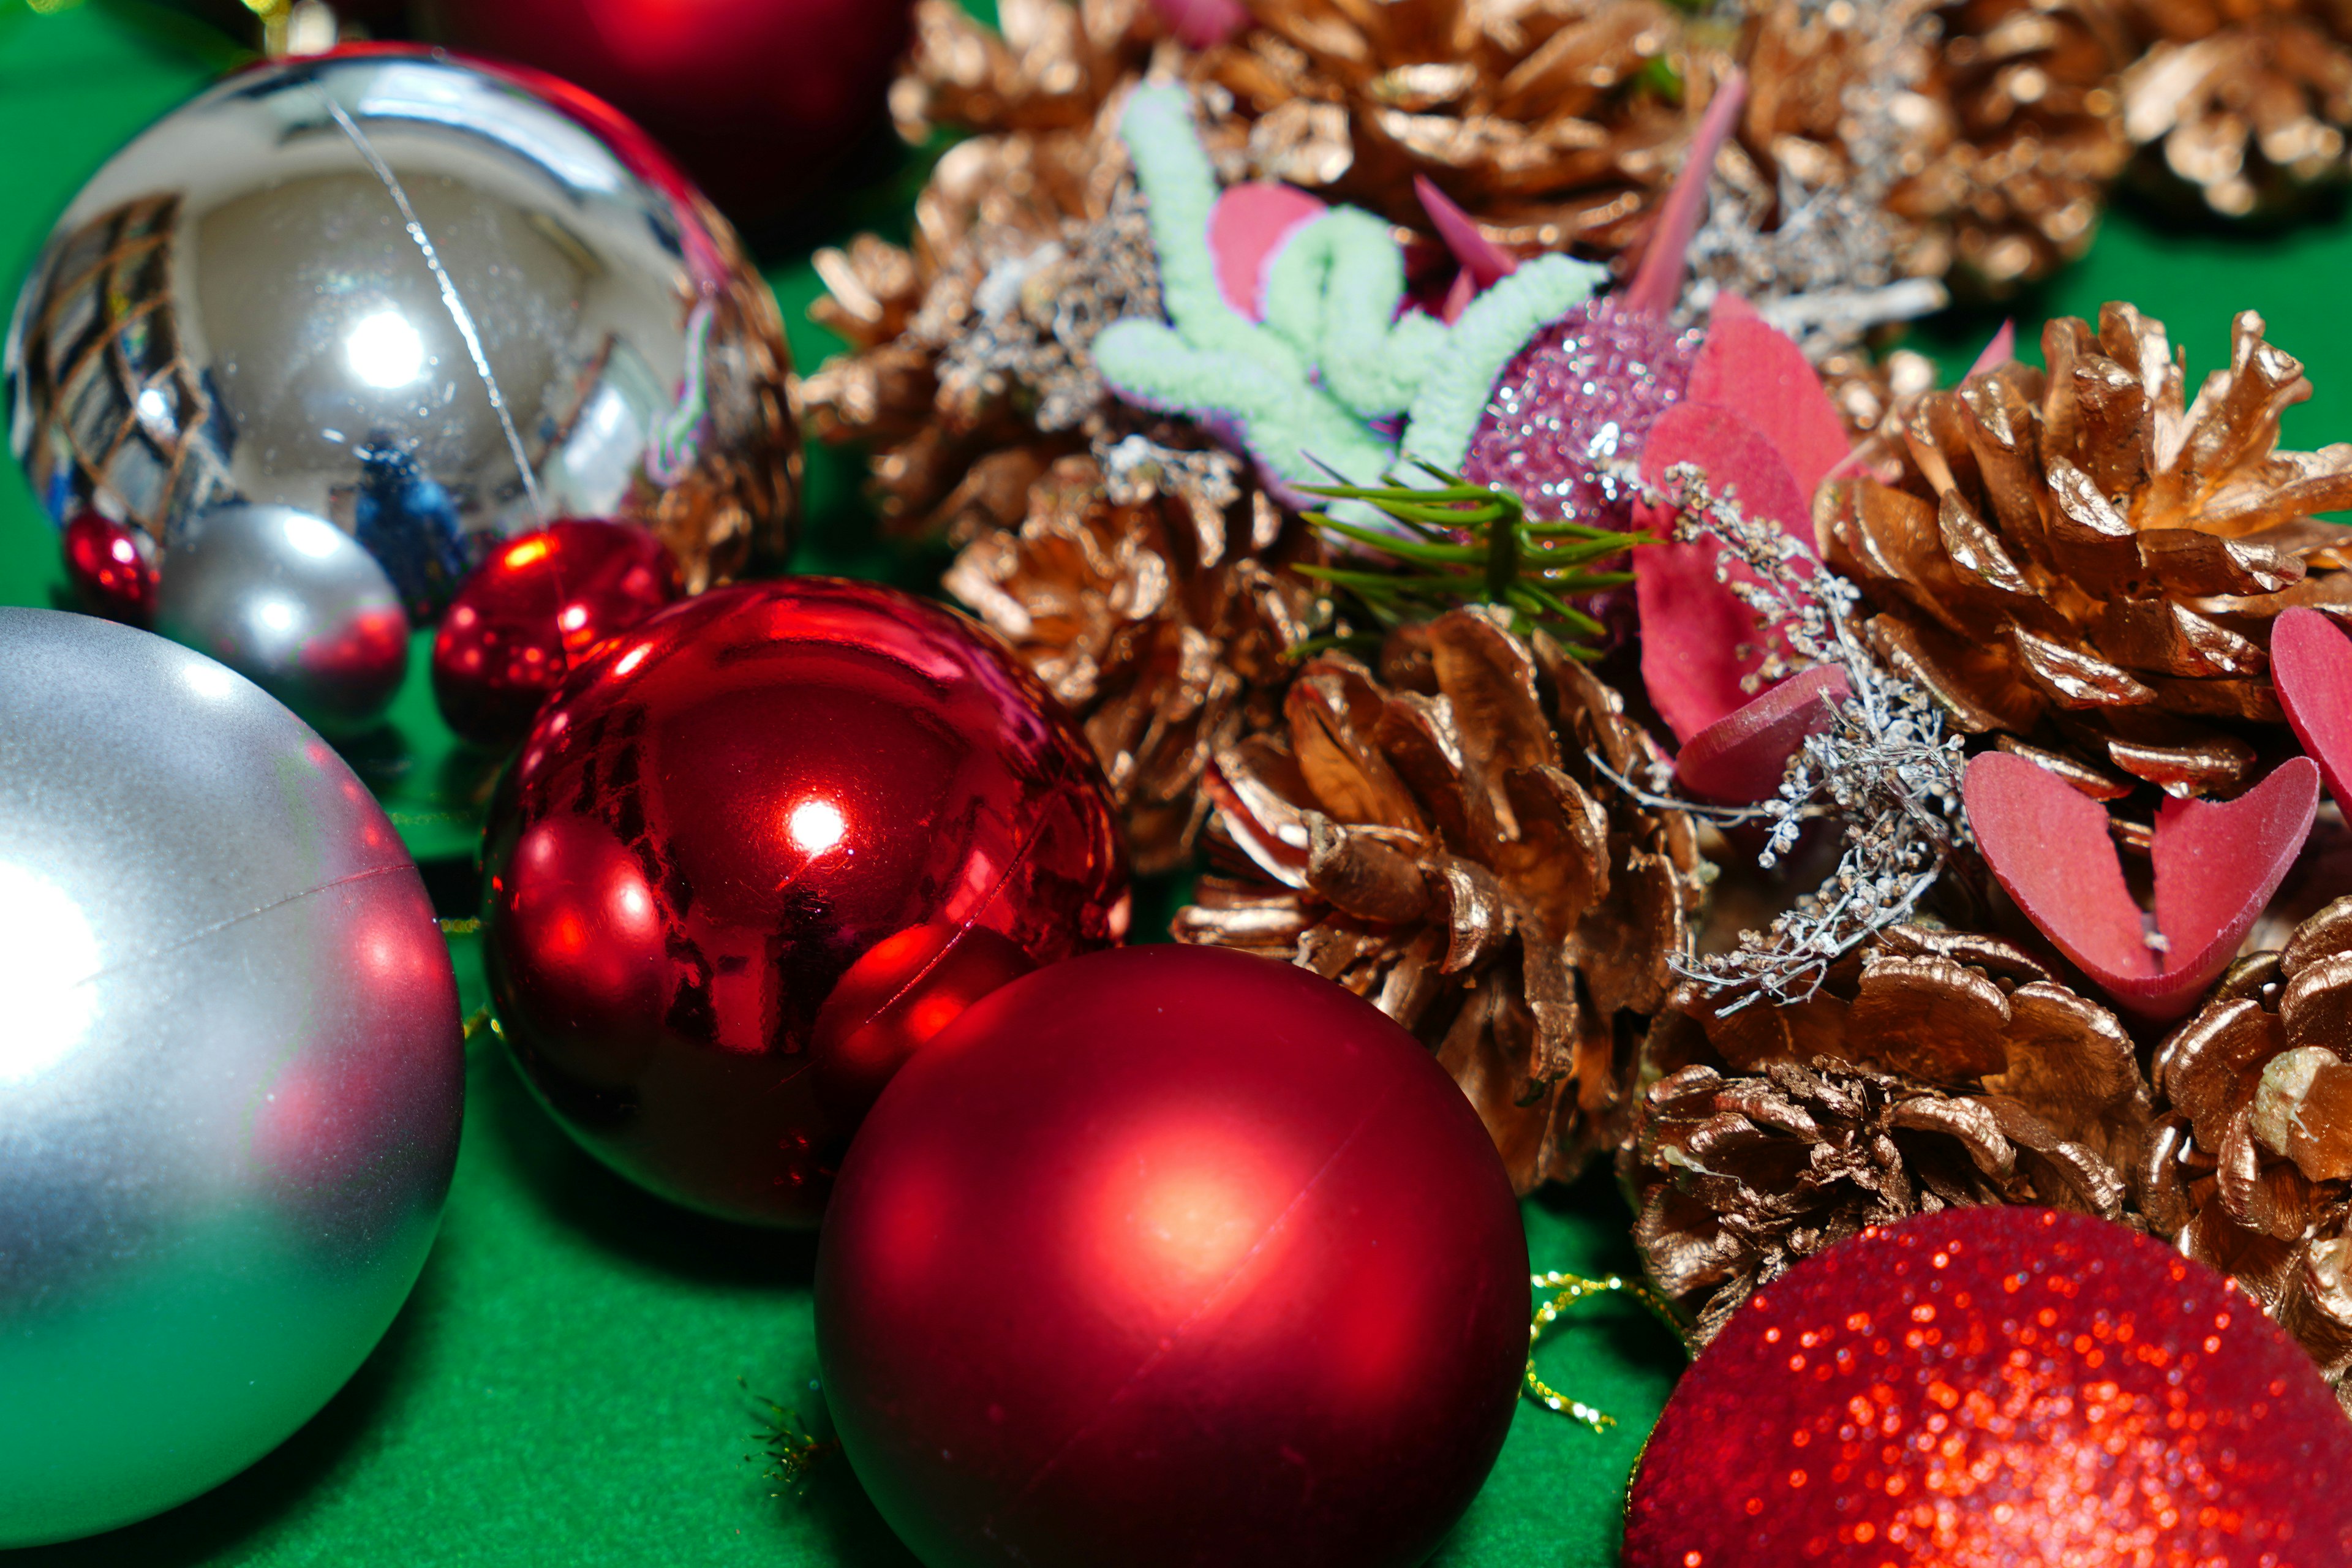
[61, 511, 157, 626]
[482, 578, 1128, 1226]
[816, 945, 1529, 1568]
[431, 519, 680, 749]
[415, 0, 914, 221]
[1626, 1207, 2352, 1568]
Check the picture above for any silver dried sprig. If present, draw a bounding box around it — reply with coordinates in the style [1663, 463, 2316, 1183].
[1678, 0, 1950, 364]
[929, 180, 1163, 437]
[1593, 459, 1971, 1010]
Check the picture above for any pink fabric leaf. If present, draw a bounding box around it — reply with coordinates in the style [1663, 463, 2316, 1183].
[1634, 400, 1815, 742]
[1968, 319, 2016, 378]
[1622, 69, 1748, 320]
[1966, 750, 2319, 1023]
[2275, 606, 2352, 808]
[1148, 0, 1248, 47]
[1415, 175, 1516, 291]
[1206, 183, 1327, 322]
[1675, 665, 1851, 805]
[1686, 295, 1852, 503]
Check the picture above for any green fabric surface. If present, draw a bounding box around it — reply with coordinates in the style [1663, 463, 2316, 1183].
[5, 6, 2349, 1564]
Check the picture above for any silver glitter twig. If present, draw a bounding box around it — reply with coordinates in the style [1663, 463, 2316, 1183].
[1599, 458, 1972, 1009]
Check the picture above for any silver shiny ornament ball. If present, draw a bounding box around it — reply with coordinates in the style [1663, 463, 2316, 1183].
[0, 608, 464, 1548]
[5, 47, 798, 601]
[155, 502, 410, 736]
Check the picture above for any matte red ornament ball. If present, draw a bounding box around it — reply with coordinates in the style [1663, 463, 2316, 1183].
[816, 945, 1530, 1568]
[431, 519, 680, 750]
[61, 511, 157, 627]
[481, 578, 1128, 1226]
[413, 0, 914, 222]
[1625, 1207, 2352, 1568]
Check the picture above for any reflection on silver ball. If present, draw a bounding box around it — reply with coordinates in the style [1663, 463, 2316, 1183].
[0, 608, 463, 1548]
[155, 502, 410, 736]
[5, 47, 797, 598]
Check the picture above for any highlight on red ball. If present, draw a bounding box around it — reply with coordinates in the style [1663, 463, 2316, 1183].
[1624, 1206, 2352, 1567]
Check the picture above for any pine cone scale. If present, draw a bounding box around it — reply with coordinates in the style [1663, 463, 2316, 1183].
[1623, 930, 2147, 1343]
[1850, 306, 2350, 789]
[2144, 899, 2352, 1399]
[1179, 611, 1700, 1191]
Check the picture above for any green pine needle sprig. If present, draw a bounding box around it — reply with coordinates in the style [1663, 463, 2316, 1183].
[1295, 464, 1646, 658]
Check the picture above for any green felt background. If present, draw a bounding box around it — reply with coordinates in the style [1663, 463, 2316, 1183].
[2, 7, 2348, 1564]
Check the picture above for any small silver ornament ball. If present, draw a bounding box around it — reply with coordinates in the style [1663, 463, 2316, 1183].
[4, 47, 797, 599]
[0, 608, 464, 1548]
[156, 502, 410, 736]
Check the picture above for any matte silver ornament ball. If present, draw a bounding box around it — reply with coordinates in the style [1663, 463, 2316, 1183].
[4, 46, 799, 600]
[0, 608, 464, 1548]
[155, 502, 410, 736]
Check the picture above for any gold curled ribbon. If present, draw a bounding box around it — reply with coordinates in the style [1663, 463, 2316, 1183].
[1523, 1269, 1680, 1434]
[741, 1380, 838, 1497]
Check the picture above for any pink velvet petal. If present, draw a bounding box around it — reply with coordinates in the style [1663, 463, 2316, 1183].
[1965, 750, 2157, 989]
[1820, 319, 2015, 490]
[1675, 665, 1851, 804]
[1439, 266, 1477, 325]
[1415, 175, 1516, 290]
[1148, 0, 1248, 47]
[1635, 400, 1816, 742]
[1623, 69, 1747, 320]
[2275, 606, 2352, 808]
[1686, 300, 1853, 503]
[2141, 757, 2321, 1017]
[1207, 183, 1326, 321]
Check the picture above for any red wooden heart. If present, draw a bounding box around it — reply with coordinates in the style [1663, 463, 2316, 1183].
[2275, 606, 2352, 809]
[1966, 750, 2318, 1022]
[1674, 664, 1850, 805]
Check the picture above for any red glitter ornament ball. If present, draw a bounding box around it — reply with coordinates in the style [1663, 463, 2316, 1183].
[816, 945, 1529, 1568]
[61, 511, 157, 626]
[431, 519, 680, 749]
[481, 578, 1128, 1226]
[1626, 1207, 2352, 1568]
[414, 0, 913, 222]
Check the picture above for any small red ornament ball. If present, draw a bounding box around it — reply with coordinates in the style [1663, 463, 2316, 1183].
[816, 945, 1529, 1568]
[61, 511, 157, 626]
[482, 578, 1128, 1226]
[431, 520, 679, 749]
[1626, 1207, 2352, 1568]
[415, 0, 913, 221]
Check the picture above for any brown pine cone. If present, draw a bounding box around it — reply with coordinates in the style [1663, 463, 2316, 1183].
[2142, 895, 2352, 1403]
[1191, 0, 1719, 255]
[799, 0, 1165, 537]
[1172, 609, 1707, 1192]
[943, 443, 1322, 874]
[1624, 926, 2150, 1345]
[1892, 0, 2135, 292]
[1827, 303, 2352, 797]
[2120, 0, 2352, 217]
